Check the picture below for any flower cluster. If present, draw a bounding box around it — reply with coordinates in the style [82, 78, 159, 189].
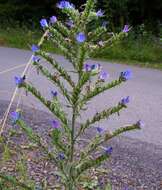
[40, 16, 57, 28]
[57, 0, 74, 9]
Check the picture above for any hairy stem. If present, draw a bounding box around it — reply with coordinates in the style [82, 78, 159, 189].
[70, 106, 76, 162]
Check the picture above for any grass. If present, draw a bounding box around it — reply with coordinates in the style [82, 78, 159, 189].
[0, 26, 162, 69]
[0, 27, 60, 53]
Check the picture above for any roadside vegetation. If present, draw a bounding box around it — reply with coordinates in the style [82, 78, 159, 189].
[0, 25, 162, 69]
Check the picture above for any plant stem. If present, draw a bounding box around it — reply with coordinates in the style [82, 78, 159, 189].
[70, 106, 76, 162]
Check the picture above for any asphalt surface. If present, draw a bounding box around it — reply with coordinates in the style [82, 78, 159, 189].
[0, 47, 162, 146]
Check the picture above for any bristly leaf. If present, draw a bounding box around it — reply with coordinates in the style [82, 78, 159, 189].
[81, 124, 141, 160]
[76, 153, 110, 177]
[81, 0, 95, 26]
[36, 50, 75, 87]
[78, 78, 124, 111]
[32, 61, 72, 104]
[76, 103, 127, 139]
[51, 129, 67, 152]
[20, 82, 70, 131]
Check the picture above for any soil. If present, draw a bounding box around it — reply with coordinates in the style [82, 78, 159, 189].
[0, 100, 162, 190]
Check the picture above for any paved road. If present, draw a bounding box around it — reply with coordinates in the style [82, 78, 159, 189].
[0, 47, 162, 146]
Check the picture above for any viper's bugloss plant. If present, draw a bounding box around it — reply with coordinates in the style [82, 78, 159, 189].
[5, 0, 142, 189]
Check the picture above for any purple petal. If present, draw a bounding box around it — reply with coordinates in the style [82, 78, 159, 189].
[99, 71, 109, 81]
[121, 96, 130, 105]
[102, 21, 108, 28]
[51, 90, 58, 97]
[32, 56, 40, 62]
[52, 120, 60, 129]
[104, 146, 113, 155]
[96, 9, 104, 17]
[136, 120, 145, 128]
[122, 25, 130, 33]
[66, 20, 74, 28]
[120, 70, 132, 81]
[76, 32, 86, 43]
[96, 127, 104, 133]
[31, 44, 39, 52]
[40, 19, 48, 28]
[57, 1, 74, 9]
[11, 111, 21, 123]
[83, 64, 92, 72]
[14, 76, 24, 85]
[50, 16, 57, 24]
[58, 152, 65, 160]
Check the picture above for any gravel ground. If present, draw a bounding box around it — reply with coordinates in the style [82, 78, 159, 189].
[0, 100, 162, 190]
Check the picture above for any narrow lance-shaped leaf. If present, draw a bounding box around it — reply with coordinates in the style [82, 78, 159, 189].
[58, 2, 79, 24]
[81, 124, 141, 160]
[16, 120, 68, 175]
[33, 61, 72, 104]
[20, 83, 70, 134]
[88, 26, 107, 42]
[49, 27, 75, 55]
[36, 50, 75, 87]
[76, 153, 110, 177]
[78, 78, 124, 111]
[81, 0, 95, 26]
[49, 37, 77, 68]
[76, 102, 127, 139]
[91, 32, 128, 54]
[77, 44, 88, 76]
[55, 21, 71, 37]
[71, 72, 91, 105]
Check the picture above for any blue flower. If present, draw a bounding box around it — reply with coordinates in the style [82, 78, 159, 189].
[121, 96, 130, 105]
[76, 32, 86, 43]
[51, 90, 58, 97]
[120, 70, 132, 81]
[96, 9, 104, 17]
[83, 64, 91, 72]
[52, 120, 60, 129]
[99, 71, 109, 81]
[122, 25, 131, 33]
[66, 20, 74, 28]
[104, 146, 113, 155]
[96, 127, 104, 133]
[40, 19, 48, 28]
[11, 110, 21, 124]
[91, 64, 101, 70]
[102, 21, 108, 28]
[32, 56, 40, 63]
[31, 44, 39, 52]
[58, 153, 65, 160]
[50, 16, 57, 24]
[136, 120, 144, 128]
[14, 76, 25, 86]
[91, 64, 102, 74]
[57, 1, 74, 9]
[98, 41, 104, 47]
